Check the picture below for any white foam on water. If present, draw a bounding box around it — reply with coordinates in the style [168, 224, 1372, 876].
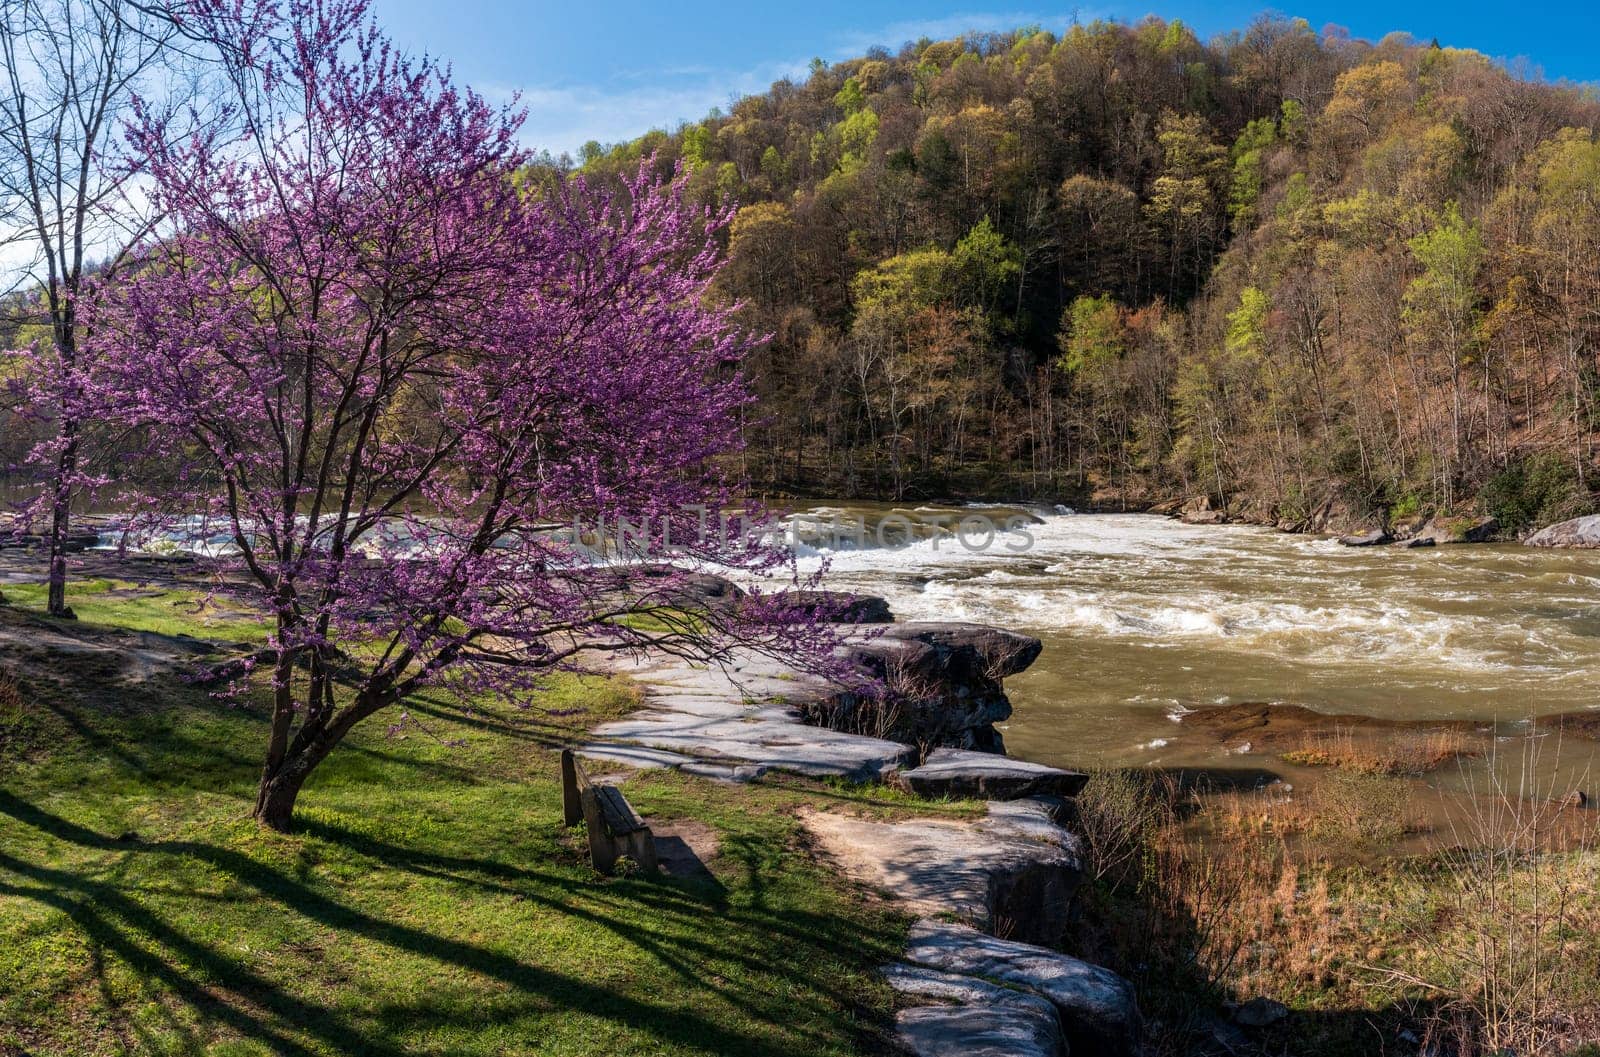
[792, 509, 1598, 698]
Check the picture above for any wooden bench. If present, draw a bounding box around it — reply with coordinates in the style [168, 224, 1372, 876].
[561, 749, 659, 875]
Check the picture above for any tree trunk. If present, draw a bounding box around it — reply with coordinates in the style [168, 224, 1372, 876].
[252, 680, 390, 831]
[253, 756, 313, 832]
[46, 422, 79, 618]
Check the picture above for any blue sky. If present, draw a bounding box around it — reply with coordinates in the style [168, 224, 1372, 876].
[370, 1, 1600, 157]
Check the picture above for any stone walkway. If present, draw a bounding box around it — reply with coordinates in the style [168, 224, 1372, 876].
[582, 624, 1139, 1057]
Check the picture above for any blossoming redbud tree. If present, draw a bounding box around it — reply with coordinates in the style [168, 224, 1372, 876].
[84, 0, 838, 830]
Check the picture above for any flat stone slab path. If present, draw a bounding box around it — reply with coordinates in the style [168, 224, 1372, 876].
[884, 963, 1064, 1057]
[902, 920, 1141, 1056]
[800, 799, 1083, 945]
[582, 624, 1140, 1057]
[582, 647, 913, 782]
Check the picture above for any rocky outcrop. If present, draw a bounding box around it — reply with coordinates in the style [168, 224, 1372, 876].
[884, 964, 1064, 1057]
[586, 619, 1042, 779]
[801, 798, 1082, 946]
[848, 622, 1043, 679]
[1179, 498, 1228, 525]
[1412, 515, 1499, 545]
[897, 747, 1087, 800]
[905, 920, 1142, 1057]
[0, 530, 101, 552]
[807, 623, 1043, 753]
[1337, 528, 1392, 547]
[584, 648, 914, 782]
[1525, 514, 1600, 549]
[582, 600, 1137, 1057]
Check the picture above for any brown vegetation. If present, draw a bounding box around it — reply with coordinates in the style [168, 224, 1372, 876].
[1070, 754, 1600, 1056]
[1281, 726, 1480, 776]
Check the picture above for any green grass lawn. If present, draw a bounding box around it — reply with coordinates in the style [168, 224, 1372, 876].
[0, 586, 915, 1057]
[0, 579, 270, 643]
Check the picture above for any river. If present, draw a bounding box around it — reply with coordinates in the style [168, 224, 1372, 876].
[790, 506, 1600, 808]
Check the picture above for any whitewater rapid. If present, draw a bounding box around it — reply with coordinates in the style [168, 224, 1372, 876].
[792, 509, 1600, 761]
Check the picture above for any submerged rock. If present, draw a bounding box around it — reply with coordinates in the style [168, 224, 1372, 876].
[898, 747, 1088, 800]
[905, 919, 1141, 1056]
[1525, 514, 1600, 549]
[1181, 701, 1480, 754]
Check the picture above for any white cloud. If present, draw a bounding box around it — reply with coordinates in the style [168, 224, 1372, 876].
[503, 9, 1103, 158]
[830, 9, 1084, 56]
[501, 57, 809, 158]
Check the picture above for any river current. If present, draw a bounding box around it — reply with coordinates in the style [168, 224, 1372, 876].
[790, 506, 1600, 793]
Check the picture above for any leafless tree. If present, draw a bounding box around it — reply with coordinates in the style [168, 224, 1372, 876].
[0, 0, 190, 616]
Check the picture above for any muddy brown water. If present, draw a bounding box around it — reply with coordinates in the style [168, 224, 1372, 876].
[790, 506, 1600, 834]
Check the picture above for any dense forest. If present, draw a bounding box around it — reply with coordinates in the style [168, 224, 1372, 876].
[579, 17, 1600, 533]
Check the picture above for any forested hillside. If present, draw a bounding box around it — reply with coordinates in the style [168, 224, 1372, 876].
[582, 17, 1600, 533]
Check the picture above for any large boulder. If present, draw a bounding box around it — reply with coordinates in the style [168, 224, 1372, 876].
[898, 747, 1088, 801]
[1304, 495, 1363, 535]
[807, 623, 1044, 752]
[1337, 528, 1392, 547]
[1414, 515, 1499, 545]
[1525, 514, 1600, 549]
[885, 963, 1065, 1057]
[906, 919, 1142, 1057]
[841, 622, 1042, 682]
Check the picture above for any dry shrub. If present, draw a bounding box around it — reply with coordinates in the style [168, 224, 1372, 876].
[1074, 771, 1342, 1037]
[1207, 771, 1428, 846]
[1372, 736, 1600, 1056]
[1282, 726, 1478, 776]
[1074, 768, 1172, 886]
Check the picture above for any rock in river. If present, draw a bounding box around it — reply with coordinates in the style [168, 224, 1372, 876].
[1413, 515, 1499, 544]
[1525, 514, 1600, 549]
[1337, 528, 1392, 547]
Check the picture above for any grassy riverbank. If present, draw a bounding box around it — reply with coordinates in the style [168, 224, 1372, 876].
[7, 577, 1600, 1057]
[0, 582, 916, 1057]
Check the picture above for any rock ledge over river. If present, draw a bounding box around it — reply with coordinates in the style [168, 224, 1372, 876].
[582, 581, 1139, 1057]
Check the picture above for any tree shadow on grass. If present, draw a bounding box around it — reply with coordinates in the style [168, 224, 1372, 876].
[0, 790, 900, 1056]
